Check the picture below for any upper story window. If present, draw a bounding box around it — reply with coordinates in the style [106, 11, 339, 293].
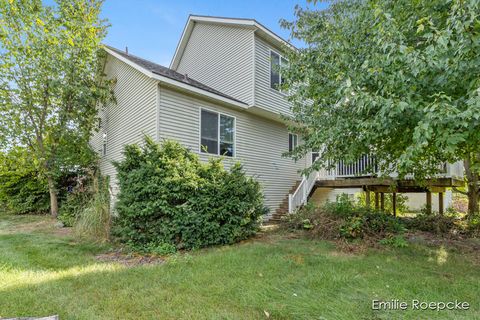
[270, 51, 288, 91]
[288, 133, 298, 152]
[200, 109, 235, 157]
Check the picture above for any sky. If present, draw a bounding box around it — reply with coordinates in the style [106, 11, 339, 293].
[57, 0, 328, 68]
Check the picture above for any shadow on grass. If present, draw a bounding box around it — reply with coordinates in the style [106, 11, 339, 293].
[0, 232, 107, 272]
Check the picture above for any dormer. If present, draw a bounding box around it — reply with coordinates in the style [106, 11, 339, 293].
[170, 15, 295, 120]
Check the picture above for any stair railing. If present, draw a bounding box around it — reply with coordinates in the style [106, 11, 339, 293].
[288, 169, 318, 214]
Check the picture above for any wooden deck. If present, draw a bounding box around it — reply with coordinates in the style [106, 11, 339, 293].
[315, 177, 464, 192]
[314, 176, 464, 215]
[288, 157, 464, 215]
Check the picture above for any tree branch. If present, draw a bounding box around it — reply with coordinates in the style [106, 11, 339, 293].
[452, 186, 468, 196]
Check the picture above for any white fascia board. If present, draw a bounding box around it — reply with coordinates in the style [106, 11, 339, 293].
[191, 16, 294, 51]
[105, 47, 248, 110]
[169, 16, 195, 69]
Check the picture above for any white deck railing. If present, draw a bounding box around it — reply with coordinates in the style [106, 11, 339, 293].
[288, 169, 318, 213]
[287, 156, 464, 214]
[446, 161, 464, 179]
[327, 155, 378, 178]
[318, 157, 463, 180]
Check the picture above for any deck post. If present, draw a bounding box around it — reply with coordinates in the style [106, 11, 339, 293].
[365, 189, 371, 209]
[392, 193, 397, 217]
[439, 192, 444, 215]
[374, 192, 379, 210]
[380, 193, 385, 211]
[426, 191, 432, 214]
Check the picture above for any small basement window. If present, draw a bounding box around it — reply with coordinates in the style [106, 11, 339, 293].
[200, 109, 235, 157]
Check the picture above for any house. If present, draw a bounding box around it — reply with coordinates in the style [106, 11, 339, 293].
[91, 15, 464, 221]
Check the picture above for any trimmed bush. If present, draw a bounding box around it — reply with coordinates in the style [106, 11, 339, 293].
[113, 137, 266, 251]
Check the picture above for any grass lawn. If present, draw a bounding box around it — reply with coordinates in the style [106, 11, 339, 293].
[0, 213, 479, 320]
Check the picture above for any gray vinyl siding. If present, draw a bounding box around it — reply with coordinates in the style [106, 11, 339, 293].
[254, 36, 293, 117]
[91, 55, 158, 197]
[158, 85, 305, 215]
[175, 22, 255, 106]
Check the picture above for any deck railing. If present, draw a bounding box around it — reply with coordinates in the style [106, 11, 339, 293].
[288, 156, 464, 214]
[446, 161, 464, 179]
[288, 169, 318, 213]
[319, 156, 463, 180]
[328, 155, 378, 178]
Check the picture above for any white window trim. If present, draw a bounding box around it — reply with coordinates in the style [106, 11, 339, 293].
[199, 107, 236, 157]
[269, 49, 288, 93]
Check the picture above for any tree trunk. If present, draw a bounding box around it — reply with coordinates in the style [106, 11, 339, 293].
[467, 189, 478, 218]
[47, 176, 59, 218]
[464, 156, 479, 218]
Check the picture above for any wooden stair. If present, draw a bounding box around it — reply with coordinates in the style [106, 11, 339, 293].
[268, 180, 301, 224]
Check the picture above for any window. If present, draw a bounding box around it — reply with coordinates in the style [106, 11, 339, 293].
[200, 109, 235, 157]
[270, 51, 288, 91]
[288, 133, 298, 152]
[102, 132, 107, 156]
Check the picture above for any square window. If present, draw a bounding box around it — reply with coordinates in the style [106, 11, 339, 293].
[200, 109, 235, 157]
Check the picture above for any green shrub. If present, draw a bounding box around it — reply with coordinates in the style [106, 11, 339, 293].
[0, 150, 50, 214]
[379, 235, 409, 248]
[140, 242, 177, 255]
[466, 216, 480, 237]
[0, 147, 93, 216]
[405, 213, 458, 234]
[323, 194, 357, 218]
[338, 208, 405, 239]
[59, 189, 93, 227]
[112, 137, 266, 251]
[283, 194, 405, 242]
[281, 201, 317, 231]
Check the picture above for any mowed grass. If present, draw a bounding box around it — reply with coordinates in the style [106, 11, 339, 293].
[0, 213, 479, 320]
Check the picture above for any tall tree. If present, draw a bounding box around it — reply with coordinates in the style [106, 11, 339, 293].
[281, 0, 480, 216]
[0, 0, 113, 217]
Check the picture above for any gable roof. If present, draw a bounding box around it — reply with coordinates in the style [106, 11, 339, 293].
[170, 15, 296, 70]
[104, 45, 248, 109]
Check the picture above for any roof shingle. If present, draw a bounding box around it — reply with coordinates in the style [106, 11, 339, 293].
[105, 45, 247, 105]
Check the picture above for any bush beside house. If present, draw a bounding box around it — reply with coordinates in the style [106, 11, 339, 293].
[113, 137, 267, 252]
